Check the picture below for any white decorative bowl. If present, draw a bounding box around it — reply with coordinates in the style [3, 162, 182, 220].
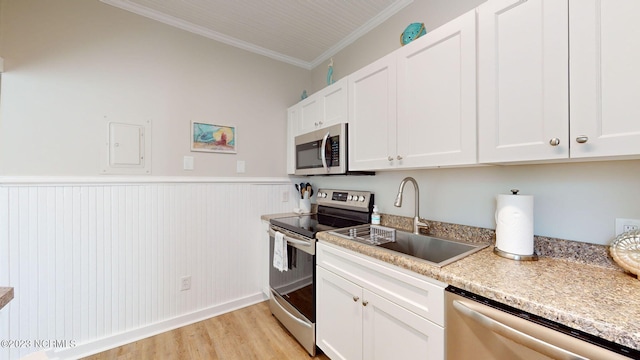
[610, 229, 640, 279]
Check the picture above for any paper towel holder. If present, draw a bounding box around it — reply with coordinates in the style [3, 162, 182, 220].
[493, 247, 538, 261]
[494, 188, 539, 261]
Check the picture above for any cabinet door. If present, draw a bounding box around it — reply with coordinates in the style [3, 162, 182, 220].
[299, 96, 322, 135]
[298, 78, 348, 135]
[348, 53, 398, 170]
[397, 9, 477, 168]
[286, 105, 299, 174]
[570, 0, 640, 158]
[323, 77, 348, 128]
[478, 0, 569, 163]
[362, 290, 444, 360]
[316, 266, 363, 360]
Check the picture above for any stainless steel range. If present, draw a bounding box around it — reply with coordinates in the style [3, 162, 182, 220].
[268, 188, 374, 356]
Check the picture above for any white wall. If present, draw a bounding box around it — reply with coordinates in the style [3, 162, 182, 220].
[0, 0, 309, 177]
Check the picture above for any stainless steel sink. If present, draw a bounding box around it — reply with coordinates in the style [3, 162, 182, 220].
[330, 225, 488, 267]
[377, 231, 487, 267]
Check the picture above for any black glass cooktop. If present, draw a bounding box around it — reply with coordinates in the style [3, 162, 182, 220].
[270, 212, 367, 239]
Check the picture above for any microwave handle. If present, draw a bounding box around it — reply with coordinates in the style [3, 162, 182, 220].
[320, 130, 330, 172]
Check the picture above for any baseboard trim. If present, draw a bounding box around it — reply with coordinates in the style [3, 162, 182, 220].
[45, 292, 268, 360]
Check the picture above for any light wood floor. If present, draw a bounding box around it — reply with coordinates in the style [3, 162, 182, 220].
[84, 301, 330, 360]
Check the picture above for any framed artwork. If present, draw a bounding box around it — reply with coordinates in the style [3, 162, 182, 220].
[191, 121, 236, 153]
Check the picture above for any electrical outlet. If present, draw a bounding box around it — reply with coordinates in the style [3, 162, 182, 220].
[282, 191, 289, 202]
[615, 218, 640, 236]
[180, 276, 191, 291]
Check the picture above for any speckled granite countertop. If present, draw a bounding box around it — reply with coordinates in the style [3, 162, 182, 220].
[0, 287, 14, 310]
[261, 212, 301, 222]
[263, 212, 640, 351]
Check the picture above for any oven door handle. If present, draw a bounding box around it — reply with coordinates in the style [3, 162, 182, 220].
[285, 237, 312, 247]
[320, 130, 330, 172]
[269, 228, 312, 247]
[452, 300, 588, 360]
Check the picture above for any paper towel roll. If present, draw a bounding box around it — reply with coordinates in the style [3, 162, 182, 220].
[495, 193, 534, 256]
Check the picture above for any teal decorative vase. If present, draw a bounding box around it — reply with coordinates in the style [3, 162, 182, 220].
[401, 23, 426, 46]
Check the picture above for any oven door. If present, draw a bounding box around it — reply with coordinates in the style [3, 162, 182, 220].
[268, 227, 315, 322]
[268, 227, 317, 356]
[294, 123, 346, 176]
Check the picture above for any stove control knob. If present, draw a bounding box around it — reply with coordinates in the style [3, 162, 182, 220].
[319, 192, 326, 198]
[358, 195, 366, 202]
[347, 195, 353, 201]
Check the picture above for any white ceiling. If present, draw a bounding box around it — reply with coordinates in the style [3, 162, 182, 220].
[100, 0, 413, 70]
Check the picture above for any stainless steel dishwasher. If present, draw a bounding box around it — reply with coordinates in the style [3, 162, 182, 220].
[445, 286, 639, 359]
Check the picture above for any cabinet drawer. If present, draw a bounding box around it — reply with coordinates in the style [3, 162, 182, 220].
[317, 242, 446, 326]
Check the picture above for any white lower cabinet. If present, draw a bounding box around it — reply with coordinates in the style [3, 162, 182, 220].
[317, 266, 363, 360]
[316, 242, 445, 360]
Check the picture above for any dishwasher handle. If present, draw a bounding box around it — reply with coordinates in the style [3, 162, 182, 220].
[452, 299, 588, 360]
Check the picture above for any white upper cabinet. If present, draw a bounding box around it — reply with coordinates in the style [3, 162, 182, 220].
[348, 53, 398, 171]
[478, 0, 569, 163]
[349, 9, 477, 171]
[479, 0, 640, 163]
[396, 10, 477, 168]
[298, 77, 348, 135]
[569, 0, 640, 159]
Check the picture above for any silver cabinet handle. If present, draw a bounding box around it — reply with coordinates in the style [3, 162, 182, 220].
[388, 156, 393, 161]
[576, 136, 588, 144]
[549, 138, 560, 146]
[353, 296, 359, 302]
[396, 155, 403, 160]
[452, 300, 587, 360]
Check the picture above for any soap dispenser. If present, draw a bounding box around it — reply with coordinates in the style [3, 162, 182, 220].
[371, 205, 381, 225]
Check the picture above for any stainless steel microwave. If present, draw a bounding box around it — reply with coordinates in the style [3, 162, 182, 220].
[294, 123, 347, 176]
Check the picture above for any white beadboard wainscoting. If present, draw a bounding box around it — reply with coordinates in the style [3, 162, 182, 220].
[0, 177, 295, 360]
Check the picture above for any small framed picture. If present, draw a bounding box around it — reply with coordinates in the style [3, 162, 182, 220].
[191, 121, 236, 153]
